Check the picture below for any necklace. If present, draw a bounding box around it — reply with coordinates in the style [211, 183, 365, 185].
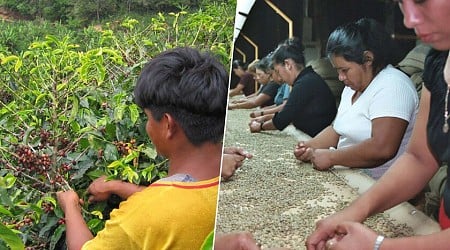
[443, 53, 450, 133]
[444, 86, 450, 133]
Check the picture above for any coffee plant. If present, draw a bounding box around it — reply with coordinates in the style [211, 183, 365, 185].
[0, 1, 234, 249]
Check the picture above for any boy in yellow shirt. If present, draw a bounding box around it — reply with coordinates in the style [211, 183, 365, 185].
[56, 47, 227, 250]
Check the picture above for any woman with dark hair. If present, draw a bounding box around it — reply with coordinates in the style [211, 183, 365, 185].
[249, 58, 291, 120]
[294, 18, 419, 180]
[307, 1, 450, 249]
[229, 59, 256, 97]
[229, 55, 280, 109]
[249, 38, 337, 137]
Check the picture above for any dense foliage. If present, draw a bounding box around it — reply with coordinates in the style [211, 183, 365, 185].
[0, 1, 234, 249]
[0, 0, 227, 24]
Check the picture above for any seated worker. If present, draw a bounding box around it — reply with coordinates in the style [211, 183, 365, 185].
[238, 59, 260, 99]
[229, 59, 256, 97]
[228, 55, 280, 109]
[221, 146, 253, 181]
[294, 18, 418, 180]
[249, 37, 337, 137]
[249, 59, 291, 119]
[307, 2, 450, 249]
[56, 47, 227, 249]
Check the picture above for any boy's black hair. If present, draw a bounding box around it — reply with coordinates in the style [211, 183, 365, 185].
[134, 47, 227, 146]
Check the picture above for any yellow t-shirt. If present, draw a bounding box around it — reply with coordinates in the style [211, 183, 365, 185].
[82, 177, 219, 250]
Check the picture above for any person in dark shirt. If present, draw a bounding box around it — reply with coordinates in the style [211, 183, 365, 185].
[249, 39, 337, 137]
[229, 55, 280, 109]
[229, 59, 256, 97]
[306, 1, 450, 249]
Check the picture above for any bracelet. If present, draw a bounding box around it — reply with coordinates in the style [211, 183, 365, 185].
[373, 235, 384, 250]
[260, 122, 264, 131]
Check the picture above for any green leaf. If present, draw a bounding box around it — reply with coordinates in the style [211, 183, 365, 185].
[104, 123, 116, 140]
[70, 121, 81, 133]
[22, 126, 35, 144]
[0, 223, 25, 250]
[107, 160, 123, 169]
[0, 55, 19, 65]
[122, 166, 139, 183]
[104, 144, 118, 161]
[94, 59, 106, 84]
[69, 96, 79, 123]
[41, 196, 57, 208]
[78, 126, 94, 134]
[91, 210, 103, 220]
[123, 150, 139, 164]
[86, 169, 106, 181]
[39, 216, 58, 238]
[79, 98, 89, 108]
[200, 230, 214, 250]
[142, 147, 157, 160]
[71, 159, 94, 180]
[49, 224, 65, 250]
[0, 188, 13, 207]
[128, 104, 139, 125]
[56, 83, 67, 91]
[0, 173, 16, 189]
[14, 58, 22, 72]
[114, 105, 126, 122]
[35, 93, 49, 105]
[0, 205, 12, 216]
[87, 218, 103, 233]
[141, 163, 155, 182]
[54, 206, 64, 219]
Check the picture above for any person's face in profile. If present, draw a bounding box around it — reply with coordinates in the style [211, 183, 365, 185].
[331, 54, 373, 92]
[273, 63, 291, 85]
[255, 69, 271, 84]
[397, 0, 450, 50]
[270, 68, 284, 84]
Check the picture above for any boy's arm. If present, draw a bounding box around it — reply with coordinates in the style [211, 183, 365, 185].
[57, 190, 93, 250]
[87, 176, 146, 203]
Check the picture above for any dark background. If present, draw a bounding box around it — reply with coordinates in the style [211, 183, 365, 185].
[231, 0, 416, 88]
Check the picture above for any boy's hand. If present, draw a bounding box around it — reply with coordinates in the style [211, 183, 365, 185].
[56, 190, 83, 213]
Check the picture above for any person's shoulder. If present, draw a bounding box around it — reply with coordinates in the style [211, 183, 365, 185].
[375, 66, 416, 92]
[425, 48, 448, 63]
[424, 49, 448, 73]
[265, 82, 280, 90]
[378, 65, 413, 85]
[297, 66, 322, 81]
[242, 72, 254, 80]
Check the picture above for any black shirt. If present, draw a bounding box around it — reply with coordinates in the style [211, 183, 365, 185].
[272, 66, 337, 137]
[240, 72, 256, 96]
[423, 49, 450, 216]
[259, 82, 280, 107]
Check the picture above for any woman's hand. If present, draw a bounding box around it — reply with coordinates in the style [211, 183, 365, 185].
[294, 141, 313, 162]
[310, 149, 334, 171]
[249, 121, 262, 133]
[324, 222, 379, 250]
